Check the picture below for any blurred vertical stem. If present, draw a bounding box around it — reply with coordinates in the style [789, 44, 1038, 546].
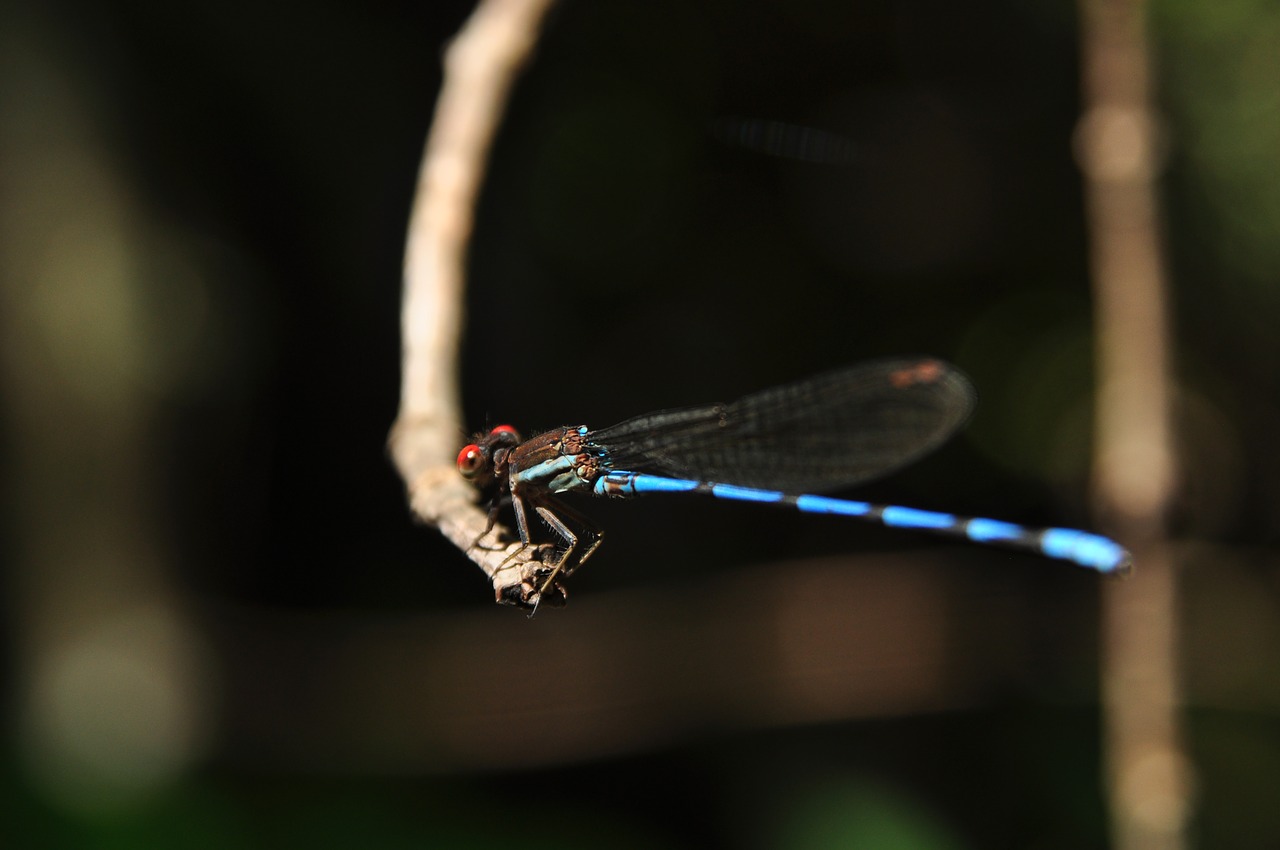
[1075, 1, 1190, 848]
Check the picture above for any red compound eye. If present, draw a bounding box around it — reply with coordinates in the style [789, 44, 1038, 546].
[490, 424, 520, 440]
[456, 444, 485, 478]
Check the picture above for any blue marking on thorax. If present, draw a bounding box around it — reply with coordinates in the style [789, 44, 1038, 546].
[794, 494, 873, 516]
[881, 506, 956, 529]
[515, 455, 584, 494]
[1041, 529, 1128, 573]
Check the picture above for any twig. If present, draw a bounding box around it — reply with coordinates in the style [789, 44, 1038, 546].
[389, 0, 561, 607]
[1076, 0, 1190, 847]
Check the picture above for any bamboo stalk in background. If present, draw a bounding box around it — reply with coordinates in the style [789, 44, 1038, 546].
[1076, 1, 1191, 848]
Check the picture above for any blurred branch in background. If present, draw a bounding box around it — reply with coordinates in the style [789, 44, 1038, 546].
[215, 553, 1058, 770]
[207, 548, 1275, 776]
[389, 0, 560, 605]
[1076, 0, 1190, 847]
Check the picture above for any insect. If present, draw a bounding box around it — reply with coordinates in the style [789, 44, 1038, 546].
[458, 358, 1131, 601]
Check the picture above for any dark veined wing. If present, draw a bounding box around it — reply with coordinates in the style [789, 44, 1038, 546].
[586, 358, 976, 493]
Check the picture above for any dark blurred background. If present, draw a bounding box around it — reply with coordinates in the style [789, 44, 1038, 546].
[2, 0, 1278, 847]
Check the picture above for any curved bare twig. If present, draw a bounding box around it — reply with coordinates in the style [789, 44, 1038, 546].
[389, 0, 561, 607]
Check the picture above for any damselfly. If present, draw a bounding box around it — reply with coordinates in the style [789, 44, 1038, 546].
[458, 358, 1131, 599]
